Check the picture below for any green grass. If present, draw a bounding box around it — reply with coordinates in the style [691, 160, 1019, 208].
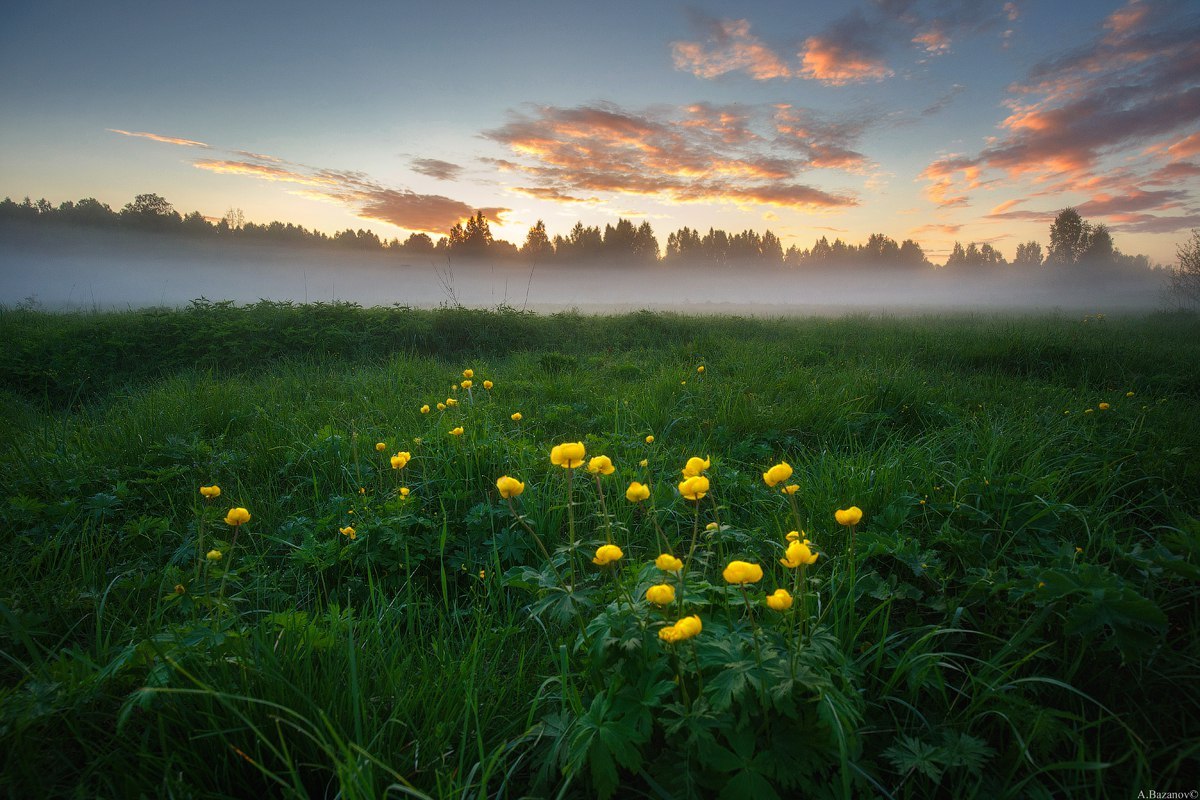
[1, 303, 1197, 798]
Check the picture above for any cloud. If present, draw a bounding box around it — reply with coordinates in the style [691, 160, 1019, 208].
[510, 186, 599, 203]
[919, 1, 1200, 223]
[193, 159, 341, 187]
[410, 158, 464, 181]
[482, 102, 863, 212]
[909, 222, 965, 236]
[671, 18, 792, 80]
[799, 11, 895, 85]
[109, 129, 210, 148]
[912, 26, 951, 56]
[921, 84, 965, 116]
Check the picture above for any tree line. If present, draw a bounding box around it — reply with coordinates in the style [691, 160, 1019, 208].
[0, 193, 1157, 271]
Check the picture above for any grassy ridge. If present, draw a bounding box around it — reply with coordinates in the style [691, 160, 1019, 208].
[1, 304, 1198, 798]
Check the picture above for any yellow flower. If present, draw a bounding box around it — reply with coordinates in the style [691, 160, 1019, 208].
[452, 384, 458, 391]
[782, 484, 799, 495]
[675, 614, 702, 639]
[460, 379, 473, 389]
[224, 507, 251, 527]
[496, 475, 525, 499]
[206, 549, 223, 561]
[645, 435, 655, 444]
[359, 487, 366, 494]
[766, 588, 793, 611]
[780, 540, 818, 568]
[437, 402, 446, 411]
[658, 624, 681, 643]
[592, 544, 624, 566]
[375, 442, 387, 452]
[786, 530, 805, 542]
[1084, 408, 1094, 414]
[390, 451, 411, 470]
[655, 553, 683, 572]
[483, 380, 493, 390]
[681, 455, 711, 477]
[587, 455, 615, 475]
[762, 461, 793, 487]
[339, 526, 357, 540]
[1099, 402, 1110, 410]
[449, 426, 464, 436]
[446, 398, 458, 407]
[639, 458, 648, 467]
[678, 475, 710, 501]
[511, 412, 523, 421]
[199, 484, 221, 498]
[722, 560, 763, 584]
[550, 441, 586, 469]
[174, 583, 186, 595]
[706, 522, 718, 530]
[1126, 391, 1135, 397]
[462, 369, 474, 379]
[645, 584, 676, 606]
[421, 404, 430, 414]
[697, 365, 705, 373]
[835, 506, 863, 526]
[626, 481, 650, 502]
[399, 487, 411, 498]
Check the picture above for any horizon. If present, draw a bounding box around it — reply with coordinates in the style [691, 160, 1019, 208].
[1, 1, 1198, 268]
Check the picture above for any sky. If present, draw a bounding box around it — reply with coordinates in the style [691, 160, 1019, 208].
[1, 0, 1198, 264]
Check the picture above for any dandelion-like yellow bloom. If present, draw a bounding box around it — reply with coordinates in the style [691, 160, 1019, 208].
[1126, 391, 1135, 397]
[780, 540, 818, 568]
[460, 380, 473, 389]
[390, 451, 411, 470]
[224, 507, 251, 527]
[681, 456, 711, 477]
[399, 487, 411, 498]
[782, 484, 799, 495]
[550, 442, 586, 469]
[697, 365, 705, 374]
[658, 625, 682, 643]
[375, 442, 387, 452]
[835, 506, 863, 527]
[722, 560, 763, 584]
[655, 553, 683, 572]
[511, 412, 522, 421]
[206, 549, 223, 561]
[1099, 402, 1111, 410]
[645, 435, 655, 444]
[762, 461, 793, 487]
[496, 475, 525, 499]
[626, 481, 650, 502]
[449, 426, 464, 436]
[483, 380, 493, 390]
[786, 530, 805, 542]
[199, 485, 221, 498]
[421, 404, 430, 414]
[339, 526, 357, 540]
[437, 402, 446, 411]
[706, 522, 719, 530]
[462, 369, 474, 379]
[592, 544, 624, 566]
[639, 458, 648, 467]
[645, 584, 676, 606]
[446, 398, 458, 407]
[766, 588, 793, 611]
[587, 455, 615, 475]
[174, 583, 186, 595]
[678, 475, 709, 501]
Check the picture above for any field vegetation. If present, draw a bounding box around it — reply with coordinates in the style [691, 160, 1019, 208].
[1, 302, 1197, 798]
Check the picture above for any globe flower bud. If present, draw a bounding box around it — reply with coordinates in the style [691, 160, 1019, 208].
[206, 549, 223, 561]
[681, 456, 711, 477]
[655, 553, 683, 572]
[449, 427, 464, 436]
[224, 507, 251, 527]
[835, 506, 863, 526]
[550, 442, 586, 469]
[722, 560, 763, 584]
[462, 369, 474, 379]
[780, 540, 818, 568]
[199, 485, 221, 498]
[592, 544, 623, 566]
[511, 412, 522, 421]
[496, 475, 525, 499]
[390, 451, 411, 470]
[587, 455, 615, 475]
[339, 526, 357, 540]
[483, 380, 493, 390]
[626, 481, 650, 503]
[645, 584, 676, 606]
[762, 461, 793, 488]
[375, 442, 387, 452]
[766, 588, 793, 611]
[677, 475, 709, 501]
[421, 404, 430, 414]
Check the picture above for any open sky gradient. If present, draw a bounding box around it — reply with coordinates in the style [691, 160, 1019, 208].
[2, 0, 1198, 263]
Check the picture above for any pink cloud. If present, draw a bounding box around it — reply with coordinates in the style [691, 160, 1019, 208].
[671, 19, 792, 80]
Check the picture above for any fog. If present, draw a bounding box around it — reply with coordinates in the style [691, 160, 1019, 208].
[0, 223, 1167, 315]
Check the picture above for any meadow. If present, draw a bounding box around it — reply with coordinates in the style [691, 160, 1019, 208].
[0, 301, 1197, 799]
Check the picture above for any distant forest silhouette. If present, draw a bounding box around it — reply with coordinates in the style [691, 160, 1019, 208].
[0, 193, 1161, 272]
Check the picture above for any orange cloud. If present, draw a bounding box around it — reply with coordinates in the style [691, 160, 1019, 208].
[671, 19, 792, 80]
[913, 27, 951, 56]
[193, 160, 340, 187]
[799, 35, 893, 85]
[109, 129, 210, 148]
[410, 158, 464, 181]
[483, 103, 862, 213]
